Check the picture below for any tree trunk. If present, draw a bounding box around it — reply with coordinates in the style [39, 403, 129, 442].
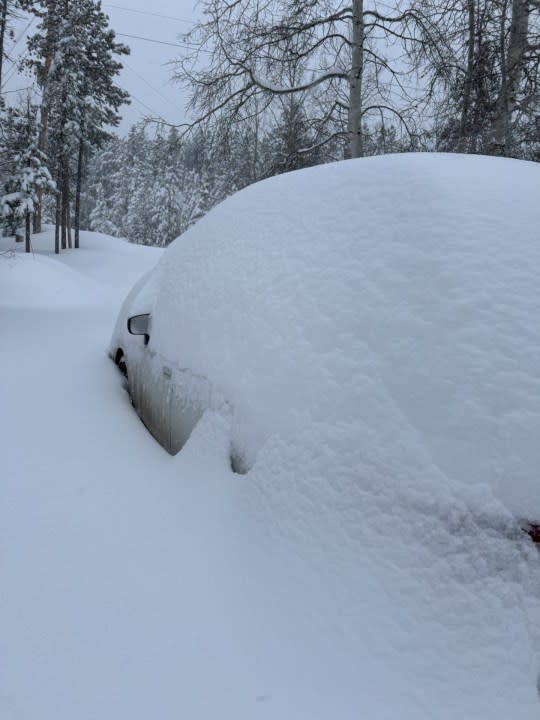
[252, 104, 259, 184]
[55, 180, 61, 254]
[0, 0, 8, 92]
[61, 157, 69, 250]
[458, 0, 476, 152]
[61, 193, 67, 249]
[492, 0, 529, 155]
[34, 108, 49, 234]
[348, 0, 364, 159]
[25, 211, 31, 253]
[68, 167, 73, 248]
[67, 194, 72, 249]
[34, 0, 57, 234]
[75, 134, 84, 248]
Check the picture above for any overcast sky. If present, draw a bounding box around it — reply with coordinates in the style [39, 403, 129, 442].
[3, 0, 202, 135]
[103, 1, 200, 133]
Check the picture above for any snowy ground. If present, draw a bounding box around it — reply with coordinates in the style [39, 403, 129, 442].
[1, 205, 540, 717]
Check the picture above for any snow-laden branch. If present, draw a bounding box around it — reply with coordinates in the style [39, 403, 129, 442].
[246, 67, 348, 94]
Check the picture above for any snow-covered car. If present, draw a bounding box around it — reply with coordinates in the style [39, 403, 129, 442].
[110, 152, 540, 517]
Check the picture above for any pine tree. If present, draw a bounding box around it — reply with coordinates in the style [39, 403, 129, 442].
[0, 0, 24, 91]
[1, 100, 55, 250]
[25, 0, 129, 251]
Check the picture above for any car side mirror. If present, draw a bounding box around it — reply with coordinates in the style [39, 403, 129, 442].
[128, 313, 151, 345]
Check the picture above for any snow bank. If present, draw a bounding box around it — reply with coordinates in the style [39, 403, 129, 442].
[2, 201, 540, 718]
[153, 153, 540, 519]
[0, 251, 98, 308]
[151, 153, 540, 715]
[0, 228, 162, 309]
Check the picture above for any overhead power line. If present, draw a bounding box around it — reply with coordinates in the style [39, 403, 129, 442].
[2, 17, 36, 88]
[115, 31, 199, 51]
[104, 4, 193, 24]
[3, 46, 30, 86]
[124, 61, 184, 114]
[129, 91, 167, 120]
[9, 16, 35, 50]
[0, 85, 35, 95]
[6, 16, 35, 57]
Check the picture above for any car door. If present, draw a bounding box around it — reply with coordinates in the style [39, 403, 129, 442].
[168, 366, 208, 455]
[129, 344, 209, 455]
[128, 346, 173, 453]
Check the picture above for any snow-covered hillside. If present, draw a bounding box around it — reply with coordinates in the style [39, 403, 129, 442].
[1, 153, 540, 720]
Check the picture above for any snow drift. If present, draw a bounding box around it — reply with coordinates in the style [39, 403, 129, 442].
[151, 152, 540, 519]
[3, 156, 540, 720]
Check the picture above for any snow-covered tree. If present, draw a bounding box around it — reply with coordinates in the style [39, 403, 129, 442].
[80, 118, 338, 247]
[1, 100, 55, 251]
[25, 0, 129, 251]
[2, 144, 55, 249]
[0, 0, 25, 91]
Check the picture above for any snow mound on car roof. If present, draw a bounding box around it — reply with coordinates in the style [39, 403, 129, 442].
[152, 152, 540, 518]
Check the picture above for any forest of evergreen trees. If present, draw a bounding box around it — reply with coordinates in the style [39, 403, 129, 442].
[1, 0, 539, 250]
[81, 116, 414, 246]
[1, 0, 128, 251]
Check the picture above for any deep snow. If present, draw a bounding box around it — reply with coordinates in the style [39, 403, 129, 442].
[150, 152, 540, 519]
[1, 154, 540, 720]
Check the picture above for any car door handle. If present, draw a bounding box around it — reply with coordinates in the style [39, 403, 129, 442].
[163, 366, 172, 379]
